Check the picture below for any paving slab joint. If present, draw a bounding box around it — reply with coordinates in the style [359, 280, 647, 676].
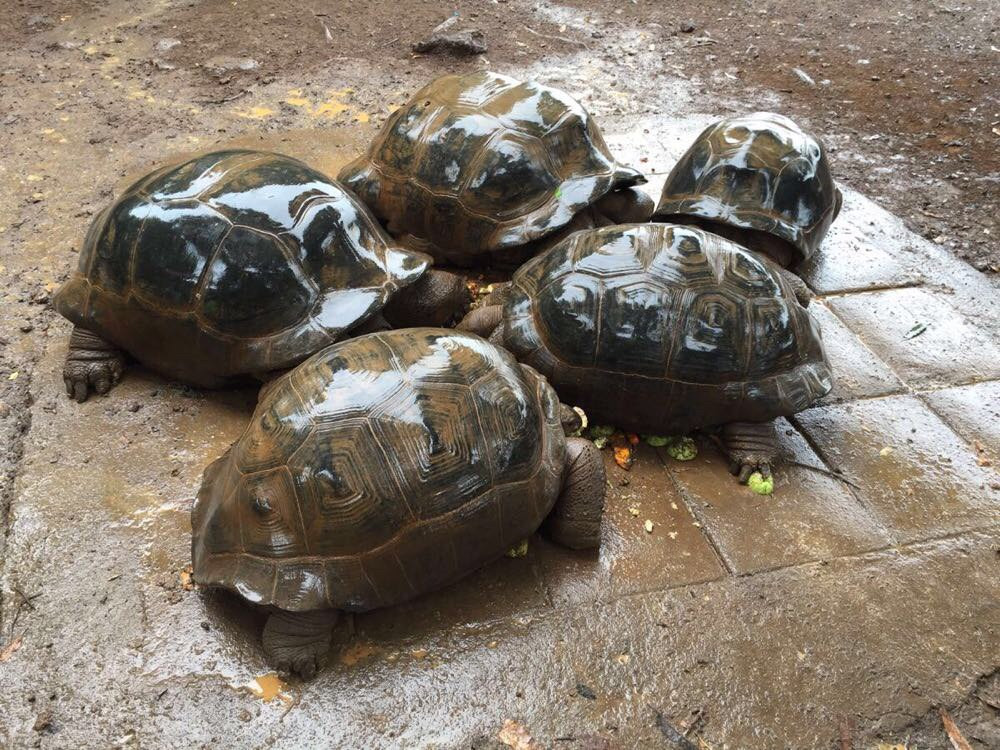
[653, 447, 736, 576]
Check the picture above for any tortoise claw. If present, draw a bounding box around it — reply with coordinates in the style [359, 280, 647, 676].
[63, 352, 125, 403]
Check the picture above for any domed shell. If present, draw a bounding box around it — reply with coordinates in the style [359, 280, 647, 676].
[338, 71, 644, 263]
[54, 150, 430, 387]
[501, 223, 832, 433]
[192, 328, 566, 612]
[653, 113, 842, 264]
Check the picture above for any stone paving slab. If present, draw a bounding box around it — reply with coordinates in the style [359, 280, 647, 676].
[809, 301, 906, 405]
[921, 380, 1000, 471]
[798, 193, 924, 294]
[666, 420, 894, 574]
[794, 395, 1000, 543]
[828, 286, 1000, 389]
[535, 445, 725, 608]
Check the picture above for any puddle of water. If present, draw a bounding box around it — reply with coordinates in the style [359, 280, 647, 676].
[243, 672, 294, 704]
[338, 640, 383, 667]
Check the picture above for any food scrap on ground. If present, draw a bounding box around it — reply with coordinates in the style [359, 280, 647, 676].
[747, 472, 775, 496]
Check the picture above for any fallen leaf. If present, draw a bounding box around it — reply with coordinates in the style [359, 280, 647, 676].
[0, 636, 22, 661]
[178, 566, 194, 590]
[940, 708, 972, 750]
[498, 719, 541, 749]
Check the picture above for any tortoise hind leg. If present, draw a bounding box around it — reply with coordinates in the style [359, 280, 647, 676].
[721, 421, 779, 484]
[262, 609, 339, 679]
[543, 437, 606, 549]
[63, 326, 126, 403]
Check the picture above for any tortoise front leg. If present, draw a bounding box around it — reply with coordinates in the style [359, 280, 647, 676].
[262, 608, 339, 679]
[456, 304, 503, 341]
[63, 326, 126, 403]
[721, 421, 779, 484]
[543, 437, 606, 549]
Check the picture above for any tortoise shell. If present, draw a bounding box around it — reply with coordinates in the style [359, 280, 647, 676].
[499, 223, 832, 434]
[192, 328, 566, 612]
[653, 112, 842, 264]
[338, 71, 644, 264]
[54, 150, 430, 387]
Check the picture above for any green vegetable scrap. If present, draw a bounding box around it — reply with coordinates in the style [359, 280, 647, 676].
[747, 472, 774, 495]
[665, 436, 697, 461]
[643, 434, 671, 447]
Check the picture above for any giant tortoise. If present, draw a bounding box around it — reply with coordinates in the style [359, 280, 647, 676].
[459, 224, 833, 483]
[192, 328, 605, 677]
[653, 112, 842, 305]
[54, 150, 468, 401]
[338, 71, 653, 267]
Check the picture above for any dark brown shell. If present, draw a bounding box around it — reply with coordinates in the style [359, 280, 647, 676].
[54, 150, 430, 387]
[500, 223, 832, 434]
[653, 112, 841, 264]
[191, 328, 565, 612]
[338, 71, 643, 264]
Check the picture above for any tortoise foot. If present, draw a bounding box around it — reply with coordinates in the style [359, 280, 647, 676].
[63, 327, 125, 403]
[721, 421, 778, 485]
[262, 609, 338, 679]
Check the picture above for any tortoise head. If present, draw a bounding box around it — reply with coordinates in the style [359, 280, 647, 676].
[653, 112, 842, 267]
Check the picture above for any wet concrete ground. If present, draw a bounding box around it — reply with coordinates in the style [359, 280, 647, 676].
[1, 2, 999, 748]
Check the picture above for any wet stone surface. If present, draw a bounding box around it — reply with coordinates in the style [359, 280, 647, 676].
[799, 192, 925, 295]
[667, 421, 893, 574]
[828, 286, 1000, 389]
[794, 395, 1000, 543]
[809, 301, 906, 405]
[535, 445, 724, 608]
[922, 380, 1000, 471]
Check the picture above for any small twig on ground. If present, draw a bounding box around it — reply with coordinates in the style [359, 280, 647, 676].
[939, 708, 973, 750]
[838, 715, 853, 750]
[194, 89, 250, 105]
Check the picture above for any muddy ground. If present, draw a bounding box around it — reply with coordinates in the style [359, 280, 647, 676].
[0, 1, 998, 748]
